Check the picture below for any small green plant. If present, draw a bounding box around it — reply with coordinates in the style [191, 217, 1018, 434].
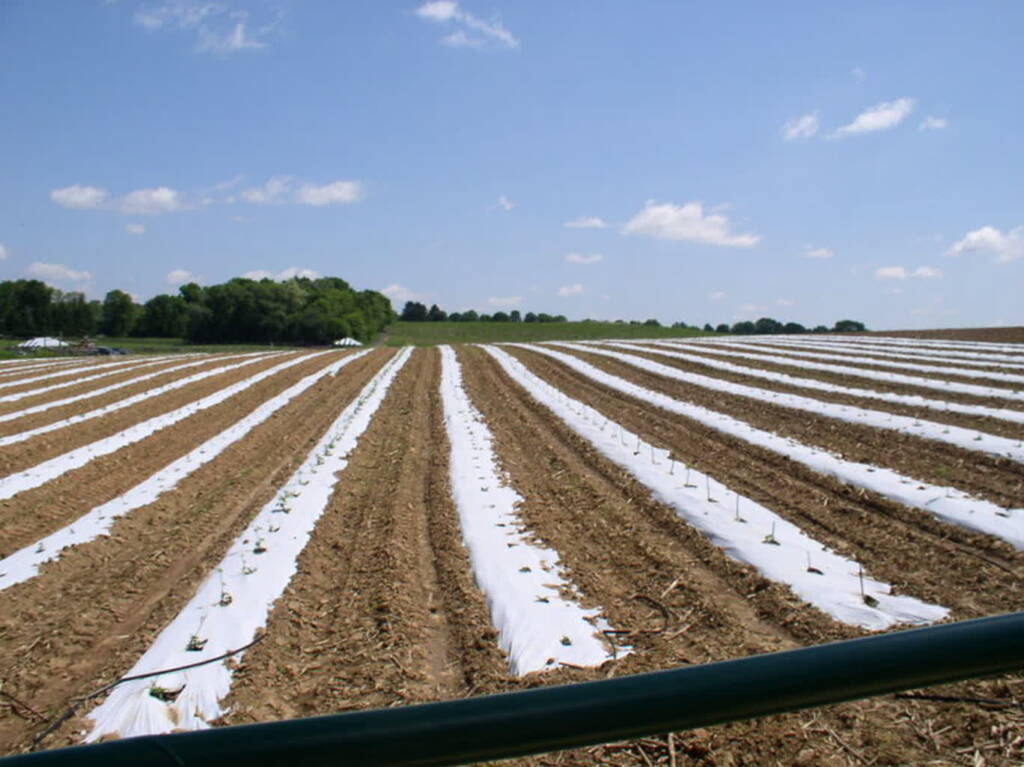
[762, 522, 779, 545]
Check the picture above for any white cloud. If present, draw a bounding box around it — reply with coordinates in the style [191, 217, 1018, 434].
[557, 283, 584, 297]
[241, 177, 363, 206]
[780, 112, 819, 141]
[708, 291, 726, 301]
[381, 284, 430, 305]
[135, 2, 275, 54]
[805, 246, 833, 259]
[241, 176, 293, 204]
[25, 262, 92, 284]
[834, 98, 915, 137]
[775, 298, 796, 307]
[125, 223, 146, 235]
[296, 180, 363, 206]
[852, 67, 866, 82]
[165, 269, 195, 285]
[0, 243, 7, 260]
[565, 252, 603, 265]
[50, 184, 108, 210]
[243, 267, 321, 281]
[875, 265, 943, 280]
[119, 186, 183, 214]
[622, 200, 760, 247]
[487, 295, 522, 307]
[493, 195, 515, 211]
[415, 1, 519, 50]
[946, 226, 1024, 264]
[564, 216, 608, 229]
[919, 116, 948, 131]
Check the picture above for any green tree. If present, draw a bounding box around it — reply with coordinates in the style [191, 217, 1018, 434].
[426, 304, 447, 322]
[753, 317, 783, 335]
[401, 301, 428, 321]
[783, 322, 807, 334]
[715, 323, 730, 333]
[833, 319, 866, 332]
[101, 290, 139, 337]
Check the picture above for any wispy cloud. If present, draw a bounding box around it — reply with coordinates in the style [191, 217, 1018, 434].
[834, 98, 915, 137]
[875, 265, 943, 279]
[565, 252, 603, 265]
[134, 1, 277, 54]
[119, 186, 183, 214]
[774, 298, 796, 307]
[415, 1, 519, 50]
[125, 224, 146, 235]
[0, 243, 8, 260]
[557, 283, 584, 297]
[708, 291, 726, 301]
[918, 115, 948, 131]
[780, 112, 819, 141]
[622, 200, 760, 247]
[50, 184, 108, 210]
[25, 262, 93, 284]
[804, 246, 833, 259]
[851, 67, 866, 82]
[241, 177, 364, 206]
[382, 284, 430, 306]
[946, 226, 1024, 264]
[242, 267, 322, 281]
[564, 216, 608, 229]
[487, 295, 522, 307]
[166, 268, 195, 285]
[492, 195, 515, 211]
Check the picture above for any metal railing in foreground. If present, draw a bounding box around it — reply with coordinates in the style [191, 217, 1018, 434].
[5, 612, 1023, 766]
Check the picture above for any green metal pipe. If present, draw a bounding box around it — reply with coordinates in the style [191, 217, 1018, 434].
[6, 612, 1024, 766]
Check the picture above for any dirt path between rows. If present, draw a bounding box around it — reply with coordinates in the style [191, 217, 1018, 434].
[0, 350, 392, 754]
[489, 346, 1024, 765]
[554, 346, 1024, 512]
[223, 347, 510, 725]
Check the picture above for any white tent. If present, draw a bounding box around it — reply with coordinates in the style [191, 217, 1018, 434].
[17, 337, 69, 349]
[333, 337, 363, 347]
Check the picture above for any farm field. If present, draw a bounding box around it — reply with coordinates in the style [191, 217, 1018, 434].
[382, 320, 708, 346]
[0, 334, 1022, 765]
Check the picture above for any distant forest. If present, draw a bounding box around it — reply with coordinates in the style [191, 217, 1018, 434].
[399, 301, 866, 335]
[0, 277, 395, 345]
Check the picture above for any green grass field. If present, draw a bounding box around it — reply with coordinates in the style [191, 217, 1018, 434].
[383, 321, 712, 346]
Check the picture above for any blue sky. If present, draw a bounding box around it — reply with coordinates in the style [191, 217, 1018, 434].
[1, 1, 1021, 330]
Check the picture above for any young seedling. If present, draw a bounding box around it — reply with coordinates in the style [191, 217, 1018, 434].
[253, 538, 267, 555]
[634, 434, 641, 455]
[733, 494, 746, 523]
[859, 563, 879, 607]
[186, 635, 207, 652]
[806, 552, 823, 575]
[705, 474, 717, 503]
[762, 522, 779, 545]
[684, 466, 696, 488]
[148, 683, 184, 703]
[560, 636, 573, 646]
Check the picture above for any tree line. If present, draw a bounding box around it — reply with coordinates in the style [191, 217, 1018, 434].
[400, 301, 568, 323]
[0, 276, 395, 345]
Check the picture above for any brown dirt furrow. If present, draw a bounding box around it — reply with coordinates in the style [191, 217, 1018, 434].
[223, 347, 511, 726]
[0, 349, 392, 754]
[0, 354, 247, 433]
[504, 347, 1024, 621]
[700, 342, 1024, 390]
[0, 359, 162, 399]
[644, 343, 1024, 413]
[622, 345, 1024, 442]
[0, 352, 368, 557]
[553, 346, 1024, 512]
[463, 347, 1023, 766]
[0, 353, 306, 476]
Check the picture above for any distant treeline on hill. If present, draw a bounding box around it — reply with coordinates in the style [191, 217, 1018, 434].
[400, 301, 866, 335]
[0, 277, 395, 345]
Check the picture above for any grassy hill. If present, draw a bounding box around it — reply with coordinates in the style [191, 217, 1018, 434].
[382, 321, 711, 346]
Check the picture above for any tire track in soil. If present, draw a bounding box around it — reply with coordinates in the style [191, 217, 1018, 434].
[222, 347, 511, 726]
[0, 353, 303, 476]
[556, 346, 1024, 511]
[635, 343, 1024, 415]
[0, 353, 343, 556]
[504, 347, 1024, 621]
[0, 350, 393, 754]
[0, 354, 243, 433]
[484, 347, 1023, 767]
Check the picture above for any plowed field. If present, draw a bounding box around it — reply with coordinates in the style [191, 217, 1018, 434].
[1, 336, 1023, 766]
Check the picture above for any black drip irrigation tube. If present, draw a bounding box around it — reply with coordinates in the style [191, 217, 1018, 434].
[5, 612, 1024, 766]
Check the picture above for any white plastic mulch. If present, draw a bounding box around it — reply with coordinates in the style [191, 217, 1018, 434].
[0, 351, 371, 592]
[0, 352, 328, 502]
[510, 344, 1024, 550]
[486, 345, 949, 630]
[85, 347, 412, 741]
[439, 345, 620, 675]
[550, 343, 1024, 464]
